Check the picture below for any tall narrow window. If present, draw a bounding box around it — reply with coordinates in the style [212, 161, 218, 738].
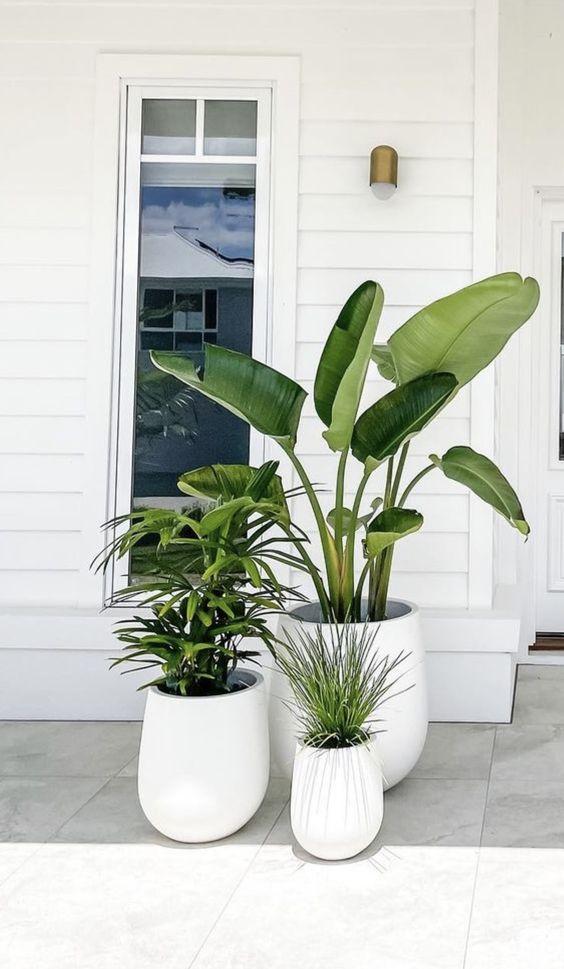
[113, 88, 270, 562]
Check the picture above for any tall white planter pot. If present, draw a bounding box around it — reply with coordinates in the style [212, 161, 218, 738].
[138, 671, 269, 842]
[291, 740, 384, 860]
[271, 600, 427, 790]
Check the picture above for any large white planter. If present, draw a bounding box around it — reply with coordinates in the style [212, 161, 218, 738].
[138, 671, 269, 842]
[291, 740, 384, 860]
[271, 600, 427, 790]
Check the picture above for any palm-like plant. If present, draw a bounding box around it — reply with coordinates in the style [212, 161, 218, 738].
[151, 273, 539, 622]
[95, 460, 308, 695]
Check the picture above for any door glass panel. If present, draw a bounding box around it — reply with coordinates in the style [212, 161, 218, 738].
[142, 99, 196, 155]
[134, 159, 256, 503]
[204, 100, 257, 155]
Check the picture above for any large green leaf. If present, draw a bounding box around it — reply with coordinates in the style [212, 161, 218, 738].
[388, 273, 540, 386]
[351, 372, 457, 471]
[430, 446, 530, 536]
[364, 507, 423, 558]
[151, 345, 307, 449]
[314, 281, 384, 451]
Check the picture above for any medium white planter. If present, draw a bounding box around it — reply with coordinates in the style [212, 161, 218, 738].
[271, 600, 427, 790]
[291, 740, 384, 860]
[138, 671, 269, 842]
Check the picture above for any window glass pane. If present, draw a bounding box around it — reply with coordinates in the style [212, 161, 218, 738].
[142, 99, 196, 155]
[204, 100, 257, 156]
[134, 161, 256, 502]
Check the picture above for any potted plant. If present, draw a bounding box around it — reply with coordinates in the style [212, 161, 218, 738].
[151, 272, 539, 786]
[277, 622, 410, 860]
[96, 460, 303, 843]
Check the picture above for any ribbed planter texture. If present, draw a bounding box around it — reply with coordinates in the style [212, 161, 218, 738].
[291, 739, 384, 860]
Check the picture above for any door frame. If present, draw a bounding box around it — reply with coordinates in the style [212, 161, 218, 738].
[516, 187, 564, 661]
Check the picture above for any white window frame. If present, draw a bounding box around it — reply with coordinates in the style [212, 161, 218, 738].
[112, 84, 270, 598]
[81, 54, 300, 608]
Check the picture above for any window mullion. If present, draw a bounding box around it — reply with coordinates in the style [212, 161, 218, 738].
[195, 98, 205, 156]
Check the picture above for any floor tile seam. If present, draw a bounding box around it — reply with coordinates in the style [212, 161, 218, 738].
[113, 753, 138, 777]
[0, 773, 121, 780]
[461, 725, 498, 967]
[43, 776, 114, 846]
[0, 841, 46, 893]
[186, 796, 290, 969]
[408, 773, 489, 781]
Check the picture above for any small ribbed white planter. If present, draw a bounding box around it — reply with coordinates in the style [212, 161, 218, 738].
[138, 671, 269, 843]
[271, 600, 428, 789]
[291, 740, 384, 860]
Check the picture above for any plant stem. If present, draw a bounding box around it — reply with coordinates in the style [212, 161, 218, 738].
[333, 447, 349, 558]
[397, 463, 435, 507]
[281, 444, 341, 615]
[353, 559, 370, 616]
[281, 526, 332, 618]
[383, 456, 394, 507]
[390, 442, 409, 505]
[373, 546, 394, 620]
[344, 469, 372, 618]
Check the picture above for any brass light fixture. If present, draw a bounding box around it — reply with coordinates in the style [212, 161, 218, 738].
[369, 145, 398, 200]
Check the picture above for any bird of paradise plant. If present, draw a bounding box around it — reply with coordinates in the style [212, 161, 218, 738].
[151, 273, 539, 623]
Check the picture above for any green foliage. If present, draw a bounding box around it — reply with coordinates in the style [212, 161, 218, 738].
[314, 281, 384, 451]
[430, 446, 530, 536]
[364, 507, 424, 558]
[95, 461, 307, 696]
[387, 272, 539, 387]
[371, 344, 397, 383]
[152, 275, 539, 623]
[152, 344, 306, 448]
[276, 622, 412, 748]
[351, 372, 457, 471]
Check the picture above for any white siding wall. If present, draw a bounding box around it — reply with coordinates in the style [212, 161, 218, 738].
[0, 0, 478, 610]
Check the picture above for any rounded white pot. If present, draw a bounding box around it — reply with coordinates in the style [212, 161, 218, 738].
[291, 740, 384, 861]
[138, 670, 269, 843]
[271, 600, 427, 790]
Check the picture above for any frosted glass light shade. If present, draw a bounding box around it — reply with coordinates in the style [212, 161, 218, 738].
[371, 181, 396, 200]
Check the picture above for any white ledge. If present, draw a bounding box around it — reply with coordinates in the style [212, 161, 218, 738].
[0, 596, 520, 655]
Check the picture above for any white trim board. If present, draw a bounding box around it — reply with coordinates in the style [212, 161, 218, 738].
[0, 605, 520, 722]
[467, 0, 499, 608]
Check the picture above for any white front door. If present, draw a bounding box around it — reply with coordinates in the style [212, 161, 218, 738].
[534, 199, 564, 634]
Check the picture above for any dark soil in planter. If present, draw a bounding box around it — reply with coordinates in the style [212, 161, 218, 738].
[156, 669, 258, 698]
[290, 599, 412, 623]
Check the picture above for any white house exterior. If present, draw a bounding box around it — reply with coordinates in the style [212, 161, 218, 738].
[0, 0, 561, 722]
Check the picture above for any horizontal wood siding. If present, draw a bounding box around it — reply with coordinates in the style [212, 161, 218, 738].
[0, 0, 476, 606]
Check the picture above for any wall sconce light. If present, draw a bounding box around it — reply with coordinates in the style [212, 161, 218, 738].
[369, 145, 398, 200]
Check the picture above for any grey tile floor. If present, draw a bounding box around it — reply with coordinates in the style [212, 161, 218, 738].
[1, 664, 564, 968]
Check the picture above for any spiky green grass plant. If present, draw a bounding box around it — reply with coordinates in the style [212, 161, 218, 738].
[276, 623, 412, 748]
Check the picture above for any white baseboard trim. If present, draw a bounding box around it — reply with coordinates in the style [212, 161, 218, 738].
[0, 594, 521, 721]
[421, 592, 520, 722]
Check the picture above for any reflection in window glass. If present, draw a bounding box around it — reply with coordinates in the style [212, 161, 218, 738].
[141, 99, 196, 155]
[204, 100, 257, 156]
[134, 166, 256, 502]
